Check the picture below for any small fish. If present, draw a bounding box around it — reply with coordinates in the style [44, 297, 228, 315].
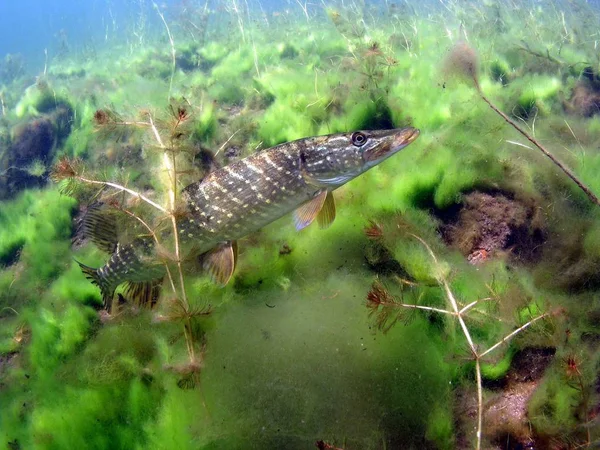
[79, 127, 420, 311]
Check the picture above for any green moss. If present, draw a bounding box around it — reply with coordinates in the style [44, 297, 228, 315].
[27, 304, 96, 376]
[298, 30, 346, 62]
[211, 48, 254, 82]
[515, 76, 562, 117]
[529, 372, 580, 436]
[233, 244, 288, 292]
[517, 302, 543, 325]
[50, 261, 102, 307]
[389, 56, 476, 130]
[425, 403, 455, 450]
[30, 380, 162, 450]
[480, 347, 515, 380]
[19, 195, 77, 281]
[374, 209, 447, 284]
[489, 58, 512, 84]
[583, 223, 600, 257]
[60, 122, 94, 159]
[193, 101, 218, 144]
[201, 274, 452, 447]
[277, 42, 299, 59]
[200, 41, 229, 65]
[255, 66, 333, 135]
[76, 321, 157, 386]
[208, 81, 246, 105]
[0, 237, 25, 266]
[15, 82, 73, 118]
[0, 320, 20, 354]
[258, 101, 316, 146]
[326, 96, 393, 132]
[140, 388, 198, 450]
[0, 189, 76, 295]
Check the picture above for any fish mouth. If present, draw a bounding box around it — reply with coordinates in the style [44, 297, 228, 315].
[363, 127, 420, 163]
[393, 127, 420, 148]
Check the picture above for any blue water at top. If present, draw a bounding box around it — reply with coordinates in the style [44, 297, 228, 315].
[2, 0, 599, 75]
[0, 0, 162, 72]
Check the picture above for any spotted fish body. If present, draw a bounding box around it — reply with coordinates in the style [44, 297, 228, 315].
[79, 127, 420, 310]
[179, 127, 419, 249]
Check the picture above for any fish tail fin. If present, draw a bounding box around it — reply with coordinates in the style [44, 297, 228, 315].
[76, 260, 115, 311]
[123, 278, 163, 309]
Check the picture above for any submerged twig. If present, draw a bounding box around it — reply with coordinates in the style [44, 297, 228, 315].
[153, 2, 176, 100]
[474, 78, 600, 207]
[445, 40, 600, 208]
[367, 234, 552, 450]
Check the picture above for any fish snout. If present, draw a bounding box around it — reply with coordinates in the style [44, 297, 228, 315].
[392, 127, 420, 149]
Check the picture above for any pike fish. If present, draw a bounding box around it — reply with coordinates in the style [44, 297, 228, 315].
[79, 127, 420, 310]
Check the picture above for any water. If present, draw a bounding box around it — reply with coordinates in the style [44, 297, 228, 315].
[1, 1, 600, 449]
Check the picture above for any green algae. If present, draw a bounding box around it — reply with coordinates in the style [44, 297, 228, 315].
[0, 189, 77, 309]
[2, 2, 600, 449]
[200, 273, 453, 448]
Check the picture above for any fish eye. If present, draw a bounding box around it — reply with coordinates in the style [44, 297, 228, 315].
[351, 131, 367, 147]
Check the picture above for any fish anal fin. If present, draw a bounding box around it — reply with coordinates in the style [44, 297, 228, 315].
[293, 190, 327, 231]
[76, 259, 115, 311]
[317, 191, 336, 229]
[123, 278, 163, 309]
[232, 240, 239, 272]
[202, 241, 237, 286]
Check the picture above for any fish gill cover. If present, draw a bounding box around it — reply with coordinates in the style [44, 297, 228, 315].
[1, 0, 600, 449]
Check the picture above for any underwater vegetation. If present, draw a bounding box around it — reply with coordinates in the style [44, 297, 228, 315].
[3, 0, 600, 449]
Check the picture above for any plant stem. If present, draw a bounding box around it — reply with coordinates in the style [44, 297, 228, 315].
[153, 2, 176, 100]
[406, 234, 550, 450]
[478, 313, 549, 358]
[473, 78, 600, 208]
[76, 176, 168, 213]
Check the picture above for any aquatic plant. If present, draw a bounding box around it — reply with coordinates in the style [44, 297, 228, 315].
[0, 53, 25, 85]
[365, 230, 554, 450]
[444, 40, 600, 208]
[5, 1, 600, 448]
[51, 100, 212, 382]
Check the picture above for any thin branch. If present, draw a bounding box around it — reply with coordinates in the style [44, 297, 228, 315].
[475, 80, 600, 207]
[76, 176, 168, 213]
[479, 312, 550, 359]
[153, 2, 176, 100]
[459, 297, 494, 315]
[399, 303, 455, 315]
[120, 207, 178, 298]
[215, 129, 241, 156]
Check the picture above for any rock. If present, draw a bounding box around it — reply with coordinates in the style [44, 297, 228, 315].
[0, 91, 73, 199]
[485, 348, 555, 448]
[565, 67, 600, 117]
[440, 191, 546, 264]
[566, 80, 600, 117]
[0, 117, 55, 199]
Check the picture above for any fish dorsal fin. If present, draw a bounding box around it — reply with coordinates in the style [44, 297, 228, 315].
[82, 202, 118, 254]
[294, 190, 328, 231]
[317, 191, 336, 229]
[202, 240, 238, 286]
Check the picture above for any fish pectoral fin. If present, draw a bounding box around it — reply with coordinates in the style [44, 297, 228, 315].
[293, 190, 328, 231]
[122, 278, 163, 309]
[202, 240, 237, 286]
[317, 191, 336, 229]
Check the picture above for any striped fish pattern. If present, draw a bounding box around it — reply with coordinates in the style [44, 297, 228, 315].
[79, 127, 420, 311]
